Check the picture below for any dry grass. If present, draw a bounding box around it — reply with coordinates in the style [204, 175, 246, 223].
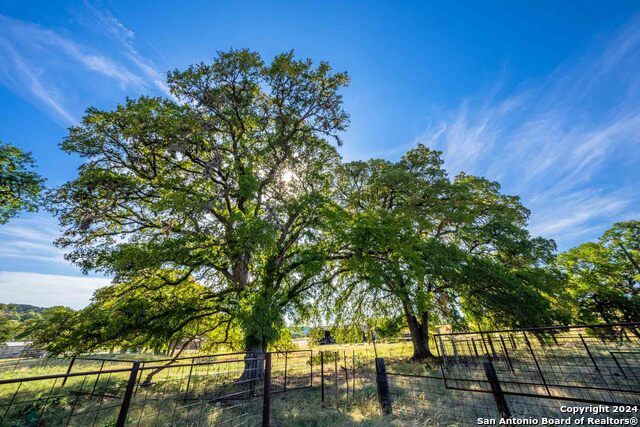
[0, 342, 418, 426]
[1, 338, 637, 426]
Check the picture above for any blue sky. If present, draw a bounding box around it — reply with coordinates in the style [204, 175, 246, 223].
[1, 1, 639, 308]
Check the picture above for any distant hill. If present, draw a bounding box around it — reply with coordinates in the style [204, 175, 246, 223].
[0, 303, 47, 322]
[0, 304, 48, 341]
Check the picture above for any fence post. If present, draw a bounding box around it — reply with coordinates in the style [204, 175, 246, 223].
[466, 340, 473, 357]
[334, 352, 339, 411]
[375, 357, 392, 415]
[352, 350, 356, 394]
[320, 351, 325, 407]
[310, 350, 313, 387]
[451, 339, 459, 363]
[483, 360, 511, 419]
[487, 335, 498, 360]
[438, 334, 449, 368]
[262, 352, 272, 427]
[184, 357, 195, 400]
[343, 353, 349, 401]
[284, 352, 288, 391]
[509, 334, 517, 350]
[480, 332, 491, 356]
[116, 361, 140, 427]
[61, 356, 76, 386]
[499, 336, 514, 373]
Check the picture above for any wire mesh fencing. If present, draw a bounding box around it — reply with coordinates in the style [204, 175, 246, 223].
[0, 349, 321, 426]
[0, 351, 49, 375]
[435, 322, 640, 405]
[371, 322, 640, 425]
[313, 349, 379, 413]
[126, 350, 313, 426]
[2, 323, 639, 426]
[125, 355, 266, 426]
[270, 350, 312, 393]
[386, 372, 498, 425]
[0, 364, 136, 426]
[0, 352, 283, 426]
[0, 353, 172, 378]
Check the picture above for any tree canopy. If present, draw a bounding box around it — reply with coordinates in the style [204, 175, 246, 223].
[327, 145, 568, 359]
[0, 142, 44, 224]
[27, 275, 241, 357]
[50, 49, 349, 356]
[558, 220, 640, 324]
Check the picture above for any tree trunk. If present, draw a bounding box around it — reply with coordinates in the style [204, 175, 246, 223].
[237, 286, 279, 383]
[402, 301, 432, 360]
[237, 343, 267, 397]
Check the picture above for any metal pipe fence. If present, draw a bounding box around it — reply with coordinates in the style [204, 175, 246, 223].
[126, 355, 265, 426]
[0, 349, 314, 426]
[434, 322, 640, 405]
[380, 322, 640, 425]
[0, 364, 136, 426]
[1, 323, 638, 425]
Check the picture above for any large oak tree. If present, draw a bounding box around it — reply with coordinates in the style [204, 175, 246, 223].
[51, 50, 349, 366]
[331, 145, 567, 359]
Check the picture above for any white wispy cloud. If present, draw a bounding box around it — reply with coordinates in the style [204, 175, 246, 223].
[0, 215, 66, 265]
[528, 189, 632, 238]
[0, 6, 169, 125]
[415, 14, 640, 249]
[0, 271, 110, 309]
[82, 2, 172, 97]
[0, 38, 77, 124]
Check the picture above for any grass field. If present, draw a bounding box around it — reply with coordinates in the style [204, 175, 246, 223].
[1, 333, 638, 426]
[0, 341, 426, 426]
